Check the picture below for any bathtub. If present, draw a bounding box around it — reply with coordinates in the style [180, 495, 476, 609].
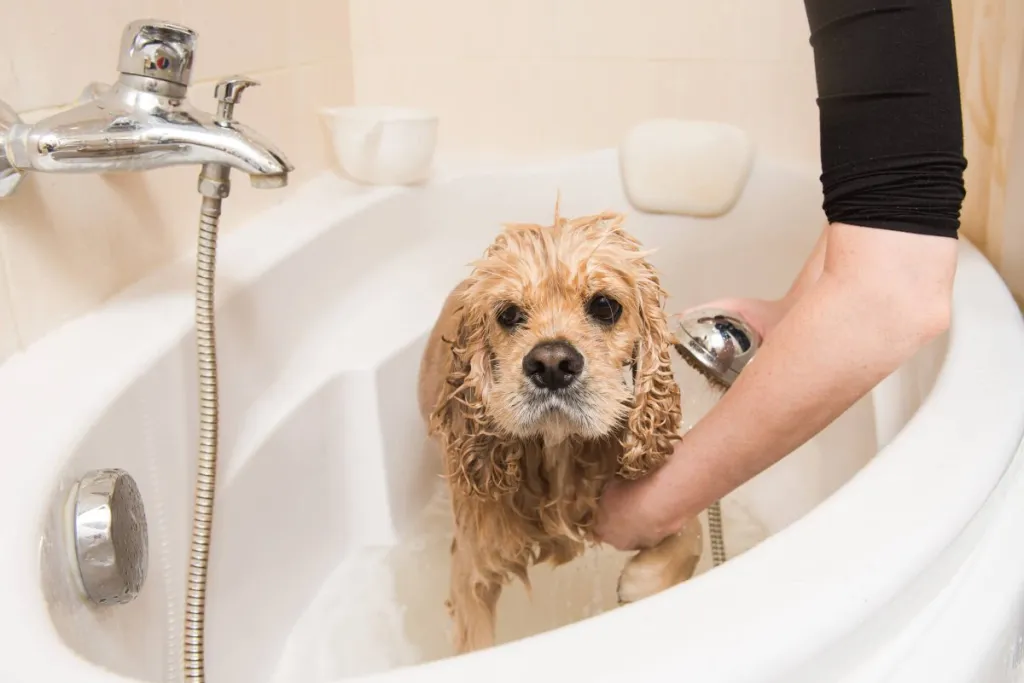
[1, 149, 1023, 683]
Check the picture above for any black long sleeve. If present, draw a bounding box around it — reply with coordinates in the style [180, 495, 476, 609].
[804, 0, 968, 238]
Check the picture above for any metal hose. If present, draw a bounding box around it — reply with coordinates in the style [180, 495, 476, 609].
[707, 500, 727, 567]
[184, 164, 230, 683]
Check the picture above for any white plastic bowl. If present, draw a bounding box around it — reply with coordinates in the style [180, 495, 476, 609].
[321, 105, 439, 186]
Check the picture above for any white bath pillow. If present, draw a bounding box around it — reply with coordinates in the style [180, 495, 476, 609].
[619, 119, 755, 217]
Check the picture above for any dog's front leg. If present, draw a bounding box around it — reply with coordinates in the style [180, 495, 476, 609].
[616, 515, 704, 604]
[447, 537, 504, 654]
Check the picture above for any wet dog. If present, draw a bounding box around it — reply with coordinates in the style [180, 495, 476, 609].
[418, 205, 703, 653]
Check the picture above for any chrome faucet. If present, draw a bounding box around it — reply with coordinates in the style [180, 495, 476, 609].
[0, 19, 293, 198]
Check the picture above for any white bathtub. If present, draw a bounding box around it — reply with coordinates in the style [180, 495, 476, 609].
[1, 149, 1023, 683]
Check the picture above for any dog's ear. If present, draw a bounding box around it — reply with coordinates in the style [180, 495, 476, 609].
[429, 301, 523, 500]
[617, 263, 682, 479]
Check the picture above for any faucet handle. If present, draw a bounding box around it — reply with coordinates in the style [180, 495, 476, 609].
[118, 19, 197, 88]
[215, 77, 260, 105]
[214, 77, 260, 123]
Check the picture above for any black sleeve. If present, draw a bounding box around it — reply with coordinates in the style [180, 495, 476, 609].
[804, 0, 968, 239]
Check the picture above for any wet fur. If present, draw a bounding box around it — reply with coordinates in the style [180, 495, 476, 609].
[418, 205, 702, 653]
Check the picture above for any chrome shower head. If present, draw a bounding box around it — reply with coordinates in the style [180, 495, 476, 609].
[673, 308, 762, 388]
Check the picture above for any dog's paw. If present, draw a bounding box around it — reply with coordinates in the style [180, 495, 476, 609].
[617, 551, 668, 605]
[616, 517, 704, 605]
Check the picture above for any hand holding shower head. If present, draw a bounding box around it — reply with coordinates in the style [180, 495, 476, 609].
[671, 307, 762, 567]
[673, 308, 762, 391]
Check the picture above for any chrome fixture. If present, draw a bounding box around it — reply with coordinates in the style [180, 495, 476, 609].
[673, 307, 763, 567]
[675, 307, 762, 389]
[0, 18, 293, 682]
[0, 19, 293, 198]
[70, 469, 149, 606]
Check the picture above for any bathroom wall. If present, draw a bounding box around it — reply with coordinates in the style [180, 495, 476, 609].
[997, 34, 1024, 310]
[953, 0, 1024, 310]
[0, 1, 355, 364]
[348, 0, 822, 166]
[347, 0, 1024, 308]
[1, 0, 1021, 368]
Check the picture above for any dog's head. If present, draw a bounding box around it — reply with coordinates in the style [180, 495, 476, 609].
[431, 207, 682, 499]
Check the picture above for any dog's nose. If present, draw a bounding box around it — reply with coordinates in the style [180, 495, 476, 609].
[523, 341, 584, 390]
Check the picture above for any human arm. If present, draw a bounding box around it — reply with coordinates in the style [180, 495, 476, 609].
[597, 222, 955, 549]
[595, 0, 967, 550]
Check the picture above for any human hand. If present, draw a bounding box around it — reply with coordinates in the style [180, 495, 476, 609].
[678, 296, 788, 340]
[596, 298, 785, 553]
[595, 296, 793, 551]
[594, 474, 680, 551]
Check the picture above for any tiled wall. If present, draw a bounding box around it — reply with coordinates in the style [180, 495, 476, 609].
[995, 11, 1024, 309]
[346, 0, 1024, 307]
[1, 1, 1020, 367]
[0, 0, 355, 363]
[348, 0, 822, 165]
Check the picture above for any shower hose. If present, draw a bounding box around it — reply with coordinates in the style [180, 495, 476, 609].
[184, 162, 231, 683]
[708, 500, 726, 567]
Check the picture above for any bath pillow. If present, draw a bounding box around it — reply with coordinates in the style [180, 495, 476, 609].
[619, 119, 755, 217]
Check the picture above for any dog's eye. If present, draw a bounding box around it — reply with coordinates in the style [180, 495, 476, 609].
[497, 304, 526, 330]
[587, 294, 623, 325]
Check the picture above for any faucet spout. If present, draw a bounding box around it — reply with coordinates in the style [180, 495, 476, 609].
[3, 81, 293, 182]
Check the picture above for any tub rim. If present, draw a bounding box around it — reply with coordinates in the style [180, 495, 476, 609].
[0, 149, 1020, 683]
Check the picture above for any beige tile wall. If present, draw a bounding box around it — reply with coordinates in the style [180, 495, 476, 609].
[0, 0, 355, 363]
[346, 0, 1024, 309]
[348, 0, 822, 164]
[2, 0, 1018, 367]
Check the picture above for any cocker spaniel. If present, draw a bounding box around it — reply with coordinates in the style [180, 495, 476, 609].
[417, 204, 704, 654]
